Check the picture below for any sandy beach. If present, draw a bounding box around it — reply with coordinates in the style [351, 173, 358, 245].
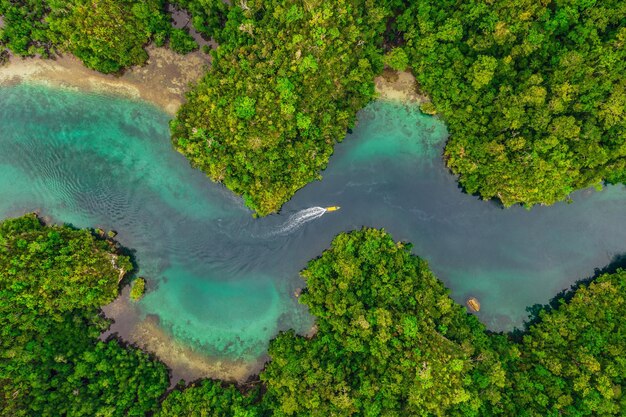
[0, 46, 209, 115]
[374, 69, 428, 104]
[1, 47, 422, 114]
[102, 287, 266, 386]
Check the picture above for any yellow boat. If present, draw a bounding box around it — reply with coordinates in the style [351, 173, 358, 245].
[466, 297, 480, 312]
[325, 206, 341, 212]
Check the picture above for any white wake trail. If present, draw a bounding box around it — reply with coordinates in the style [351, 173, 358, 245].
[271, 207, 327, 236]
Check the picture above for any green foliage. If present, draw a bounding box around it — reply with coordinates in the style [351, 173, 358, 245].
[47, 0, 170, 73]
[130, 277, 146, 301]
[259, 229, 626, 416]
[0, 0, 207, 70]
[5, 0, 625, 210]
[398, 0, 626, 207]
[511, 271, 626, 416]
[261, 228, 506, 416]
[171, 0, 393, 215]
[0, 214, 126, 317]
[0, 214, 168, 416]
[170, 0, 229, 41]
[384, 47, 409, 71]
[234, 96, 257, 120]
[169, 27, 198, 54]
[45, 339, 169, 417]
[0, 0, 53, 57]
[157, 379, 263, 417]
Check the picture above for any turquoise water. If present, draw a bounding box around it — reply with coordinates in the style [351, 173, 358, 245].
[1, 84, 626, 376]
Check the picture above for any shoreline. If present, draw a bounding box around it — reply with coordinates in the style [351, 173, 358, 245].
[0, 46, 209, 115]
[0, 51, 423, 115]
[102, 286, 266, 386]
[0, 55, 427, 385]
[374, 69, 429, 104]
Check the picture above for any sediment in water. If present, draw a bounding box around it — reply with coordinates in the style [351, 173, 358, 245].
[0, 46, 209, 114]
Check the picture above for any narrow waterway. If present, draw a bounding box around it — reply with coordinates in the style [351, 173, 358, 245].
[1, 84, 624, 382]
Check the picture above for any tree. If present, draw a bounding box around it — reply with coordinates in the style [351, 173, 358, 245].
[130, 277, 146, 301]
[157, 379, 263, 417]
[0, 0, 53, 57]
[169, 27, 198, 54]
[0, 214, 168, 416]
[384, 47, 409, 71]
[511, 271, 626, 416]
[171, 0, 394, 215]
[261, 228, 507, 416]
[47, 0, 170, 73]
[397, 0, 626, 207]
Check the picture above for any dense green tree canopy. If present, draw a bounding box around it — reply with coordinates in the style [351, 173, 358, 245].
[0, 0, 52, 56]
[398, 0, 626, 207]
[261, 230, 626, 416]
[4, 0, 624, 209]
[47, 0, 170, 73]
[157, 379, 262, 417]
[2, 0, 626, 414]
[167, 0, 626, 213]
[169, 27, 199, 54]
[511, 271, 626, 416]
[171, 0, 392, 215]
[0, 0, 197, 72]
[0, 214, 168, 416]
[0, 214, 128, 334]
[261, 228, 507, 416]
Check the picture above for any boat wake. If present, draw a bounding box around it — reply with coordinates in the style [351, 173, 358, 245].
[270, 207, 327, 236]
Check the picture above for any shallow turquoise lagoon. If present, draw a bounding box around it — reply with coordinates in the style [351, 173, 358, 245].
[1, 84, 625, 377]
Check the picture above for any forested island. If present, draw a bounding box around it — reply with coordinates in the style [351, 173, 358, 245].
[1, 215, 625, 415]
[2, 0, 626, 415]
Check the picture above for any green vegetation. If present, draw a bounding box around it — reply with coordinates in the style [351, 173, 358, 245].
[130, 277, 147, 301]
[260, 229, 626, 416]
[157, 379, 262, 417]
[2, 1, 626, 413]
[168, 0, 626, 214]
[397, 1, 626, 207]
[0, 214, 168, 416]
[261, 228, 506, 416]
[169, 27, 198, 54]
[47, 0, 170, 73]
[170, 0, 228, 41]
[0, 0, 198, 72]
[156, 230, 626, 416]
[0, 0, 52, 57]
[384, 47, 409, 72]
[511, 272, 626, 416]
[169, 0, 626, 214]
[1, 215, 625, 415]
[170, 0, 393, 215]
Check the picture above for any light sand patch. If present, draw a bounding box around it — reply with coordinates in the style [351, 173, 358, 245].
[374, 69, 429, 104]
[102, 287, 265, 386]
[133, 317, 266, 386]
[0, 45, 209, 114]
